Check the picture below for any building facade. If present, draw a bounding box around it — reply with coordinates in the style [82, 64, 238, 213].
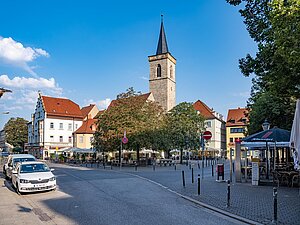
[74, 104, 99, 149]
[148, 19, 176, 112]
[27, 94, 83, 159]
[193, 100, 226, 157]
[226, 107, 249, 158]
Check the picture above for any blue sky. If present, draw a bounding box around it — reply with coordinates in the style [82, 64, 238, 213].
[0, 0, 256, 129]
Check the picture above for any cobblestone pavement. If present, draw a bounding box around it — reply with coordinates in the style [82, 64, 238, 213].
[103, 160, 300, 225]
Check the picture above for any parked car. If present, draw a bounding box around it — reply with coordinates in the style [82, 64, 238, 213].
[3, 154, 36, 179]
[0, 152, 9, 157]
[11, 161, 56, 194]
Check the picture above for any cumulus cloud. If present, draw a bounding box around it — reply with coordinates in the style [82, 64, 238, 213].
[0, 74, 63, 111]
[0, 37, 49, 76]
[98, 98, 111, 109]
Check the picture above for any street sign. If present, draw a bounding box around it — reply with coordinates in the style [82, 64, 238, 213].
[203, 131, 212, 140]
[122, 137, 128, 144]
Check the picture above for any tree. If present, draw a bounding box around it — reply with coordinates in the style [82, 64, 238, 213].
[116, 87, 142, 99]
[93, 88, 167, 164]
[166, 102, 205, 163]
[4, 117, 28, 150]
[227, 0, 300, 133]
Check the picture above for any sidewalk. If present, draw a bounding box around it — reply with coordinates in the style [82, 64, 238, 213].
[105, 160, 300, 225]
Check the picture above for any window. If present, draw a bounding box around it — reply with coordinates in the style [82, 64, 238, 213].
[50, 122, 54, 129]
[157, 64, 161, 77]
[59, 123, 63, 130]
[230, 128, 244, 133]
[59, 136, 63, 142]
[205, 121, 212, 128]
[75, 124, 78, 129]
[68, 123, 72, 131]
[50, 136, 54, 142]
[170, 65, 173, 78]
[68, 136, 72, 143]
[230, 138, 233, 142]
[79, 136, 83, 143]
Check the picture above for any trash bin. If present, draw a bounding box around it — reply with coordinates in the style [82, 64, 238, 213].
[217, 164, 224, 181]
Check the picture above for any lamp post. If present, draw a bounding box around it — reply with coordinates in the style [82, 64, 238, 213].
[262, 119, 270, 179]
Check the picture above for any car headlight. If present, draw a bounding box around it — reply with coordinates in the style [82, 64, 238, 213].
[19, 179, 29, 183]
[49, 177, 56, 181]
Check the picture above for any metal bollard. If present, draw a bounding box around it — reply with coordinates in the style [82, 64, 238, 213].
[232, 162, 235, 173]
[192, 168, 194, 183]
[135, 163, 137, 171]
[86, 162, 87, 167]
[97, 162, 99, 168]
[206, 158, 207, 167]
[198, 162, 200, 169]
[175, 164, 177, 170]
[273, 187, 278, 223]
[198, 174, 200, 195]
[227, 180, 231, 207]
[182, 171, 185, 187]
[153, 164, 156, 171]
[212, 164, 214, 177]
[111, 163, 112, 170]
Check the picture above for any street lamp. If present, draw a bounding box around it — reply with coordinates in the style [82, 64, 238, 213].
[262, 119, 270, 131]
[0, 88, 12, 98]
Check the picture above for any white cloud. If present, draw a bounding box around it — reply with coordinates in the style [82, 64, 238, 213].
[232, 91, 250, 98]
[0, 75, 61, 93]
[83, 98, 111, 110]
[139, 76, 148, 81]
[0, 37, 49, 76]
[0, 74, 63, 112]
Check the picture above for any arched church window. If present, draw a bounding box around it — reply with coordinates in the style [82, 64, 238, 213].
[157, 64, 161, 77]
[170, 65, 173, 78]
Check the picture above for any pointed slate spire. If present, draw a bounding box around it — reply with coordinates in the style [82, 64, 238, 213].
[156, 15, 169, 55]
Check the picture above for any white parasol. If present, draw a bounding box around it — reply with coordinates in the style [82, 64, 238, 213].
[290, 99, 300, 171]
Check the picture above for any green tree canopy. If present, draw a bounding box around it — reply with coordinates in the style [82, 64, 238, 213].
[93, 88, 167, 156]
[166, 102, 205, 162]
[227, 0, 300, 133]
[4, 117, 28, 149]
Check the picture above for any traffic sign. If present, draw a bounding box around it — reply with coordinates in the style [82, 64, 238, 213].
[203, 131, 212, 140]
[122, 137, 128, 144]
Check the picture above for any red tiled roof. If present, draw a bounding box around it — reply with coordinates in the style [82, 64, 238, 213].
[41, 96, 83, 119]
[226, 108, 249, 127]
[107, 93, 151, 110]
[81, 104, 95, 118]
[74, 119, 97, 134]
[193, 100, 215, 120]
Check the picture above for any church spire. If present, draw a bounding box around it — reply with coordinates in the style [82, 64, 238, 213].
[156, 15, 169, 55]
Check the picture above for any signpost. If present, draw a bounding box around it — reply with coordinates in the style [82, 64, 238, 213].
[201, 131, 212, 179]
[120, 131, 128, 169]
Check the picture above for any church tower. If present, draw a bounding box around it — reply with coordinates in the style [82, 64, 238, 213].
[148, 17, 176, 112]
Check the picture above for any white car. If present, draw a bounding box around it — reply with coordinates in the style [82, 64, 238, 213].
[3, 154, 36, 179]
[12, 161, 56, 194]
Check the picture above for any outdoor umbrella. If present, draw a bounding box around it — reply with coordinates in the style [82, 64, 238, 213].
[290, 99, 300, 171]
[242, 127, 291, 143]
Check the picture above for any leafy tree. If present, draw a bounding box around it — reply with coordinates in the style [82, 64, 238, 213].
[116, 87, 142, 99]
[166, 102, 205, 163]
[4, 117, 28, 149]
[93, 88, 167, 164]
[227, 0, 300, 133]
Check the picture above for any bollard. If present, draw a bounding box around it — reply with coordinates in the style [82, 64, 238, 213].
[206, 158, 207, 167]
[153, 164, 156, 171]
[103, 163, 106, 170]
[111, 163, 112, 170]
[232, 162, 235, 173]
[198, 174, 200, 195]
[192, 168, 194, 183]
[135, 163, 137, 171]
[273, 187, 278, 223]
[198, 162, 200, 169]
[175, 164, 177, 171]
[227, 180, 231, 207]
[189, 163, 191, 170]
[86, 162, 87, 167]
[212, 164, 214, 177]
[97, 162, 99, 168]
[182, 171, 185, 187]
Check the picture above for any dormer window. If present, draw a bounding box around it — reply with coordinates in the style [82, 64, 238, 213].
[157, 64, 161, 77]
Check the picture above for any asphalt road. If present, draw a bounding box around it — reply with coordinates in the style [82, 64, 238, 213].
[0, 162, 247, 225]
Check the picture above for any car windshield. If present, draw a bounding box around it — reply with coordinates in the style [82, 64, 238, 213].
[20, 164, 50, 173]
[13, 157, 35, 166]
